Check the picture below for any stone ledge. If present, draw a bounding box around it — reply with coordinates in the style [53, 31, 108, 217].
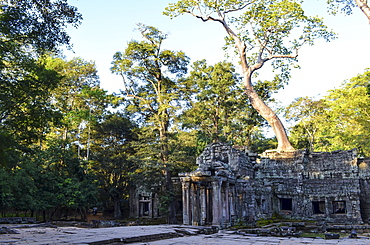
[0, 217, 37, 224]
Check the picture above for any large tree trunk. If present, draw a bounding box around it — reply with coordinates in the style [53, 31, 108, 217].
[243, 76, 294, 152]
[111, 193, 122, 219]
[165, 168, 178, 224]
[354, 0, 370, 21]
[159, 117, 177, 224]
[220, 20, 295, 152]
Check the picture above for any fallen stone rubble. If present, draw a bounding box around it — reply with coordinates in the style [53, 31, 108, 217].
[0, 217, 37, 224]
[236, 226, 302, 237]
[0, 227, 18, 234]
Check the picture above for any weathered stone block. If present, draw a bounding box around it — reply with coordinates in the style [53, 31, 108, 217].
[325, 233, 340, 239]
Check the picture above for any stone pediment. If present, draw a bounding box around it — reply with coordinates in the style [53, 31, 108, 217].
[191, 142, 254, 178]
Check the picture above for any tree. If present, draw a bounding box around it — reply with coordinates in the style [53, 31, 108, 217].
[0, 1, 103, 220]
[111, 24, 189, 223]
[164, 0, 336, 151]
[0, 138, 99, 220]
[354, 0, 370, 20]
[0, 56, 62, 144]
[180, 60, 274, 148]
[0, 0, 81, 53]
[285, 97, 327, 151]
[89, 113, 138, 219]
[0, 167, 15, 214]
[45, 56, 115, 160]
[180, 60, 245, 143]
[28, 143, 98, 221]
[326, 0, 370, 22]
[286, 69, 370, 155]
[0, 129, 19, 168]
[319, 69, 370, 155]
[0, 0, 82, 148]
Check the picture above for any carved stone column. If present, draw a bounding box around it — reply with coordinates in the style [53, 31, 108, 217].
[224, 182, 230, 226]
[212, 178, 222, 226]
[182, 180, 190, 225]
[229, 185, 235, 224]
[191, 183, 198, 225]
[200, 185, 206, 225]
[206, 186, 213, 224]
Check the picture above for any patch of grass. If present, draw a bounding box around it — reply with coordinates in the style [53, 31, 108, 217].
[271, 212, 283, 220]
[231, 224, 253, 229]
[256, 219, 276, 227]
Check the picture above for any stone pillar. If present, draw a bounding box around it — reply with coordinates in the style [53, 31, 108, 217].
[190, 182, 196, 225]
[212, 179, 222, 226]
[200, 185, 207, 225]
[191, 183, 201, 225]
[149, 199, 152, 218]
[182, 181, 190, 225]
[225, 182, 230, 226]
[206, 186, 213, 224]
[229, 186, 235, 225]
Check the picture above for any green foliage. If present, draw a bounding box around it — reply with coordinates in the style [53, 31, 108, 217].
[165, 0, 336, 83]
[179, 59, 281, 150]
[256, 218, 275, 227]
[111, 23, 192, 175]
[325, 0, 356, 16]
[0, 0, 81, 53]
[250, 135, 278, 153]
[180, 60, 255, 144]
[285, 97, 328, 151]
[158, 191, 175, 215]
[0, 0, 82, 145]
[0, 56, 63, 144]
[0, 1, 110, 220]
[286, 69, 370, 156]
[111, 24, 189, 126]
[320, 69, 370, 155]
[30, 144, 98, 214]
[0, 167, 15, 210]
[111, 24, 194, 223]
[165, 0, 336, 151]
[44, 55, 115, 161]
[89, 112, 138, 219]
[0, 144, 99, 219]
[0, 129, 20, 168]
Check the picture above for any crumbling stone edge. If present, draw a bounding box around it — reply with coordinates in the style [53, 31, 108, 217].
[87, 226, 218, 245]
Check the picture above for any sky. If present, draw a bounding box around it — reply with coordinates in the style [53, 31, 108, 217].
[64, 0, 370, 106]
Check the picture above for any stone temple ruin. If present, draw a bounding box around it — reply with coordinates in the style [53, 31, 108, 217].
[179, 142, 370, 228]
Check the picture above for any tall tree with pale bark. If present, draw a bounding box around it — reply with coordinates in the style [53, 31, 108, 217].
[164, 0, 336, 152]
[111, 24, 189, 223]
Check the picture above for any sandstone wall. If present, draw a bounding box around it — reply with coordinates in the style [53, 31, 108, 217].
[180, 143, 369, 226]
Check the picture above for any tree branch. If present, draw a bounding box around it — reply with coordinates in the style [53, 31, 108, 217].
[354, 0, 370, 22]
[125, 94, 155, 112]
[251, 50, 298, 73]
[224, 1, 255, 14]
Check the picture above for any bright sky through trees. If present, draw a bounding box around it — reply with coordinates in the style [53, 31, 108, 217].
[64, 0, 370, 106]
